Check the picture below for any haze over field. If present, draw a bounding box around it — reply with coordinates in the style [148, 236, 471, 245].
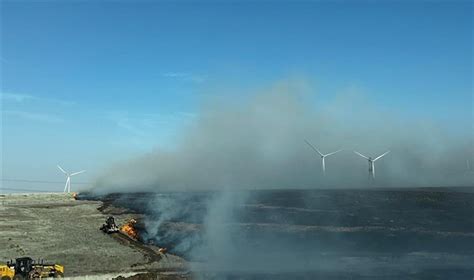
[92, 79, 473, 193]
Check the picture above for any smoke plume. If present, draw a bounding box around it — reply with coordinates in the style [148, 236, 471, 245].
[87, 79, 473, 276]
[91, 79, 473, 193]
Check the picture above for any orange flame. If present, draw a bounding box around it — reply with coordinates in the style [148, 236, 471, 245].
[158, 247, 168, 254]
[120, 219, 138, 239]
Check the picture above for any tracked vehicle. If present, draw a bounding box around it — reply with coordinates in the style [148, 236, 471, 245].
[100, 216, 120, 233]
[0, 257, 64, 279]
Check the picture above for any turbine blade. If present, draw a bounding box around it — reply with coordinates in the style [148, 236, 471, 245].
[374, 150, 390, 161]
[325, 149, 343, 157]
[57, 165, 67, 174]
[70, 170, 86, 176]
[354, 151, 369, 160]
[304, 140, 324, 157]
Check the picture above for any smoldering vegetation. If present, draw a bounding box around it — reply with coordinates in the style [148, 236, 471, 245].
[86, 80, 473, 278]
[91, 80, 473, 193]
[90, 188, 474, 278]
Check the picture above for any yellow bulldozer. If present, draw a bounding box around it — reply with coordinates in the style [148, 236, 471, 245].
[0, 257, 64, 279]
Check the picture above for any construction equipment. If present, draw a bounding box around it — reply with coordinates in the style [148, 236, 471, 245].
[0, 264, 15, 280]
[100, 216, 119, 233]
[0, 257, 64, 279]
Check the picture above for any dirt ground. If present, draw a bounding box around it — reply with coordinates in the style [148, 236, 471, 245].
[0, 193, 188, 278]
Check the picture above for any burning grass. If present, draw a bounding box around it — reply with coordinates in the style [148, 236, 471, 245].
[120, 219, 139, 240]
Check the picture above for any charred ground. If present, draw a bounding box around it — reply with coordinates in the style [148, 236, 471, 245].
[81, 187, 474, 279]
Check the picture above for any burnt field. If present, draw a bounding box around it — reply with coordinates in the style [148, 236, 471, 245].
[80, 187, 474, 279]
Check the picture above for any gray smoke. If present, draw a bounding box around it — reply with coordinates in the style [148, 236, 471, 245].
[86, 80, 473, 277]
[91, 79, 473, 193]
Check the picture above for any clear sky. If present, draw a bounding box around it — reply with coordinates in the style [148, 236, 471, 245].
[1, 1, 472, 191]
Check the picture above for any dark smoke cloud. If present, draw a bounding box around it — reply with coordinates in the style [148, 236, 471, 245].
[90, 79, 473, 193]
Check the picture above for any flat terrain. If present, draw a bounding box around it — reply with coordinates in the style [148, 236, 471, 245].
[2, 188, 474, 279]
[91, 187, 474, 279]
[0, 193, 186, 278]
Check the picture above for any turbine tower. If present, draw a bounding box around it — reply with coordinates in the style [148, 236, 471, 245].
[354, 151, 390, 179]
[467, 159, 474, 173]
[57, 165, 86, 193]
[305, 140, 342, 174]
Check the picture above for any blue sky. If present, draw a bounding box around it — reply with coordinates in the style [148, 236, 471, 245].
[1, 1, 472, 191]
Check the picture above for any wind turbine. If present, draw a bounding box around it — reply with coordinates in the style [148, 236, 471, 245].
[57, 165, 86, 193]
[305, 140, 342, 174]
[467, 159, 474, 173]
[354, 151, 390, 179]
